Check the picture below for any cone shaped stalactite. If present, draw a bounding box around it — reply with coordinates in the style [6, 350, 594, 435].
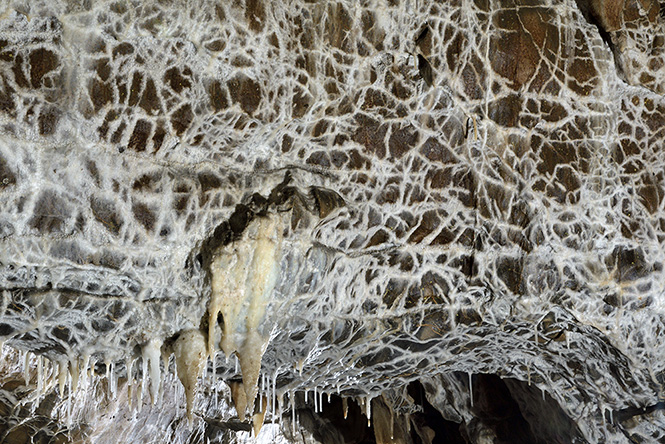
[142, 338, 163, 405]
[252, 395, 268, 436]
[173, 330, 206, 421]
[229, 381, 248, 422]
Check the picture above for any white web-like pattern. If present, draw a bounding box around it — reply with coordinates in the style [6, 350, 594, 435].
[0, 0, 664, 442]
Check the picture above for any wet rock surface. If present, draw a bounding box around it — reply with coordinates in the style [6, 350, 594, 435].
[0, 0, 664, 442]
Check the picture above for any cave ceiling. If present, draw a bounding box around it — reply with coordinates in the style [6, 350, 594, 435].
[1, 0, 665, 442]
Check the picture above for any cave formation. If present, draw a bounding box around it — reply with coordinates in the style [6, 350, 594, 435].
[1, 0, 665, 442]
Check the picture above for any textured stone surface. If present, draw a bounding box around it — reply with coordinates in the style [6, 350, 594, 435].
[0, 0, 664, 442]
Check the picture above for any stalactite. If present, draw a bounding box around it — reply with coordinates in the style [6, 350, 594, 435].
[173, 330, 206, 421]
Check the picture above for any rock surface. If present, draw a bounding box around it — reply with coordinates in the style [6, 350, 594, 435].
[0, 0, 664, 442]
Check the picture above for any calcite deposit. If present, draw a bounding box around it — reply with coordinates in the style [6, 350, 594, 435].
[0, 0, 664, 442]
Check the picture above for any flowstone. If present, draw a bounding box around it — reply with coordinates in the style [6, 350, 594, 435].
[0, 0, 665, 443]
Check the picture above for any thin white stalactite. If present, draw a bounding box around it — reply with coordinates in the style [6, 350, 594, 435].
[314, 386, 318, 413]
[469, 372, 474, 408]
[37, 356, 43, 397]
[110, 361, 117, 400]
[272, 371, 277, 424]
[127, 359, 134, 410]
[84, 357, 92, 391]
[58, 361, 66, 397]
[66, 370, 73, 428]
[23, 351, 30, 386]
[140, 356, 147, 407]
[105, 360, 111, 399]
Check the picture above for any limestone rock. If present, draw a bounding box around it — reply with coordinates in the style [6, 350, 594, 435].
[0, 0, 664, 442]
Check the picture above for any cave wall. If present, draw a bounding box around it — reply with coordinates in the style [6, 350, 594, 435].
[0, 0, 665, 442]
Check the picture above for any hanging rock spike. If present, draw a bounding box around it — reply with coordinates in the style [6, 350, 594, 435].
[173, 330, 206, 421]
[70, 358, 79, 393]
[229, 380, 248, 422]
[143, 338, 163, 404]
[58, 361, 67, 397]
[252, 395, 268, 437]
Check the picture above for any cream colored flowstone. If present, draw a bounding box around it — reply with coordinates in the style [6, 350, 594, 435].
[208, 215, 284, 430]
